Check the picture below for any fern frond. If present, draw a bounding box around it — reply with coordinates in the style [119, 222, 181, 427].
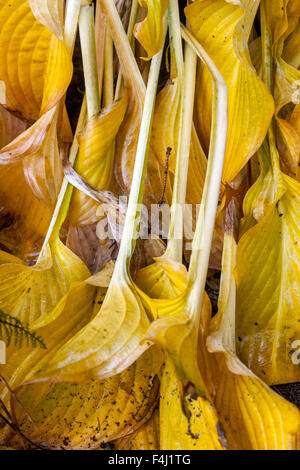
[0, 311, 46, 349]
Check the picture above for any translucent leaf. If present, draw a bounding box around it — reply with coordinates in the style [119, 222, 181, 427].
[0, 107, 57, 165]
[0, 105, 27, 150]
[29, 0, 64, 39]
[0, 0, 73, 254]
[22, 111, 63, 208]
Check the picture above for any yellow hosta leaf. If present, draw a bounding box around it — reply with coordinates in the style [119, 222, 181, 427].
[32, 275, 152, 382]
[0, 0, 73, 249]
[0, 280, 95, 414]
[135, 257, 226, 450]
[263, 0, 300, 59]
[29, 0, 64, 39]
[134, 0, 169, 60]
[263, 2, 300, 181]
[275, 58, 300, 114]
[0, 0, 72, 120]
[146, 290, 214, 394]
[0, 237, 90, 325]
[263, 0, 289, 52]
[283, 18, 300, 68]
[135, 257, 187, 300]
[236, 174, 300, 384]
[9, 347, 161, 449]
[115, 409, 160, 450]
[70, 93, 128, 226]
[0, 265, 161, 449]
[115, 89, 173, 209]
[205, 233, 300, 449]
[0, 0, 51, 120]
[0, 158, 51, 261]
[40, 34, 73, 115]
[151, 77, 207, 206]
[1, 261, 111, 411]
[240, 146, 286, 233]
[116, 81, 206, 213]
[22, 110, 63, 208]
[277, 117, 300, 178]
[160, 355, 226, 450]
[186, 0, 274, 184]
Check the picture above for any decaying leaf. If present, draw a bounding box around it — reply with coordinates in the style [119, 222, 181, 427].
[9, 347, 161, 449]
[115, 408, 160, 450]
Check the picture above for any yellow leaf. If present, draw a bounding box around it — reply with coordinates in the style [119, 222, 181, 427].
[0, 279, 95, 413]
[0, 157, 51, 260]
[186, 0, 274, 184]
[69, 93, 128, 226]
[0, 0, 74, 255]
[9, 347, 161, 449]
[205, 231, 300, 449]
[40, 34, 73, 116]
[236, 174, 300, 384]
[134, 0, 169, 60]
[274, 58, 300, 115]
[115, 89, 173, 209]
[33, 276, 151, 382]
[0, 0, 51, 120]
[135, 257, 226, 449]
[240, 145, 286, 232]
[159, 355, 226, 450]
[135, 257, 188, 300]
[22, 110, 63, 208]
[151, 77, 207, 208]
[0, 0, 72, 120]
[0, 237, 90, 325]
[0, 107, 57, 165]
[283, 18, 300, 68]
[263, 0, 289, 53]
